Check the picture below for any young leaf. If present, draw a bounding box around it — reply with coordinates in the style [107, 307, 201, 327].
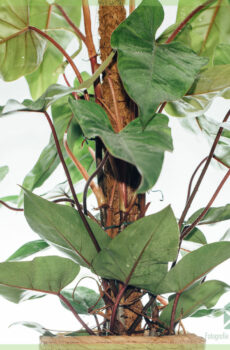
[60, 287, 104, 315]
[0, 195, 18, 208]
[0, 165, 9, 182]
[111, 0, 207, 127]
[23, 189, 111, 268]
[10, 321, 55, 336]
[0, 256, 80, 303]
[157, 242, 230, 294]
[69, 99, 173, 193]
[187, 204, 230, 225]
[6, 240, 50, 262]
[92, 206, 179, 293]
[160, 280, 230, 326]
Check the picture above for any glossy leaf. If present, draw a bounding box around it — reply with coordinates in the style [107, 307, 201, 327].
[6, 240, 49, 262]
[184, 227, 207, 245]
[111, 0, 207, 127]
[10, 321, 55, 336]
[61, 287, 104, 315]
[0, 256, 80, 303]
[176, 0, 230, 64]
[166, 64, 230, 118]
[0, 165, 9, 182]
[92, 206, 179, 293]
[69, 99, 173, 193]
[160, 280, 230, 326]
[157, 242, 230, 294]
[24, 189, 110, 268]
[188, 204, 230, 225]
[0, 0, 47, 81]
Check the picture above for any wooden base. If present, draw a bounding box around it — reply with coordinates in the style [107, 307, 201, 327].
[40, 334, 205, 350]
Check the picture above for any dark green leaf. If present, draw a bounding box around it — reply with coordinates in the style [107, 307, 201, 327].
[6, 240, 50, 262]
[24, 189, 111, 268]
[188, 204, 230, 225]
[0, 256, 79, 303]
[157, 242, 230, 294]
[69, 99, 173, 193]
[61, 287, 104, 315]
[184, 227, 207, 245]
[10, 321, 55, 336]
[0, 165, 9, 182]
[92, 206, 179, 293]
[160, 280, 230, 326]
[111, 0, 207, 127]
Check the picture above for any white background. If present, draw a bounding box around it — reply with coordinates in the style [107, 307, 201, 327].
[0, 2, 230, 345]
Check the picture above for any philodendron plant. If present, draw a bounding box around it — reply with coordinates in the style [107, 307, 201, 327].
[1, 0, 230, 338]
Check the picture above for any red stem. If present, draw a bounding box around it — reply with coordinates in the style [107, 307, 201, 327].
[165, 0, 218, 44]
[0, 201, 23, 212]
[29, 26, 83, 84]
[63, 73, 79, 99]
[186, 156, 208, 203]
[58, 293, 95, 335]
[178, 109, 230, 229]
[170, 293, 181, 334]
[43, 112, 101, 253]
[110, 283, 127, 332]
[181, 168, 230, 240]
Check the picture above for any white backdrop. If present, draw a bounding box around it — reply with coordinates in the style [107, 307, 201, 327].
[0, 3, 230, 345]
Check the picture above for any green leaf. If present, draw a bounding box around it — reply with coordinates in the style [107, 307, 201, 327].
[188, 204, 230, 225]
[214, 44, 230, 65]
[74, 72, 94, 95]
[0, 256, 80, 303]
[92, 206, 179, 293]
[6, 240, 50, 262]
[191, 308, 225, 318]
[166, 65, 230, 118]
[157, 242, 230, 294]
[60, 287, 104, 315]
[160, 280, 230, 326]
[184, 227, 207, 245]
[69, 99, 173, 193]
[220, 228, 230, 241]
[0, 195, 18, 207]
[0, 165, 9, 182]
[24, 189, 111, 268]
[0, 0, 47, 81]
[176, 0, 230, 64]
[111, 0, 207, 127]
[10, 321, 55, 336]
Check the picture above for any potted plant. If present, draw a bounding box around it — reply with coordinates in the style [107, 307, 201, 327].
[0, 0, 230, 348]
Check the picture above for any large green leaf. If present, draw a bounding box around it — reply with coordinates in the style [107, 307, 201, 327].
[157, 242, 230, 294]
[166, 64, 230, 118]
[0, 256, 79, 303]
[24, 189, 111, 268]
[0, 165, 9, 182]
[176, 0, 230, 64]
[0, 0, 47, 81]
[160, 280, 230, 326]
[92, 206, 179, 293]
[6, 240, 49, 262]
[69, 99, 173, 193]
[110, 0, 207, 127]
[61, 287, 104, 315]
[188, 204, 230, 226]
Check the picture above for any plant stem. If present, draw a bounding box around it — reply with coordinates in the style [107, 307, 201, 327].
[63, 73, 79, 99]
[82, 0, 97, 58]
[186, 156, 208, 203]
[29, 26, 83, 84]
[43, 111, 101, 253]
[58, 293, 95, 335]
[45, 4, 53, 30]
[178, 109, 230, 229]
[110, 283, 128, 333]
[213, 155, 230, 169]
[108, 76, 123, 132]
[165, 0, 218, 44]
[170, 293, 181, 334]
[83, 152, 109, 214]
[0, 201, 23, 212]
[181, 168, 230, 240]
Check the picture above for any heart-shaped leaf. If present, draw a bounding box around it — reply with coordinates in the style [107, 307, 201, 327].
[157, 242, 230, 294]
[24, 189, 111, 268]
[69, 99, 173, 193]
[6, 240, 49, 262]
[92, 206, 179, 293]
[111, 0, 207, 127]
[0, 256, 80, 303]
[60, 287, 104, 315]
[160, 280, 230, 326]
